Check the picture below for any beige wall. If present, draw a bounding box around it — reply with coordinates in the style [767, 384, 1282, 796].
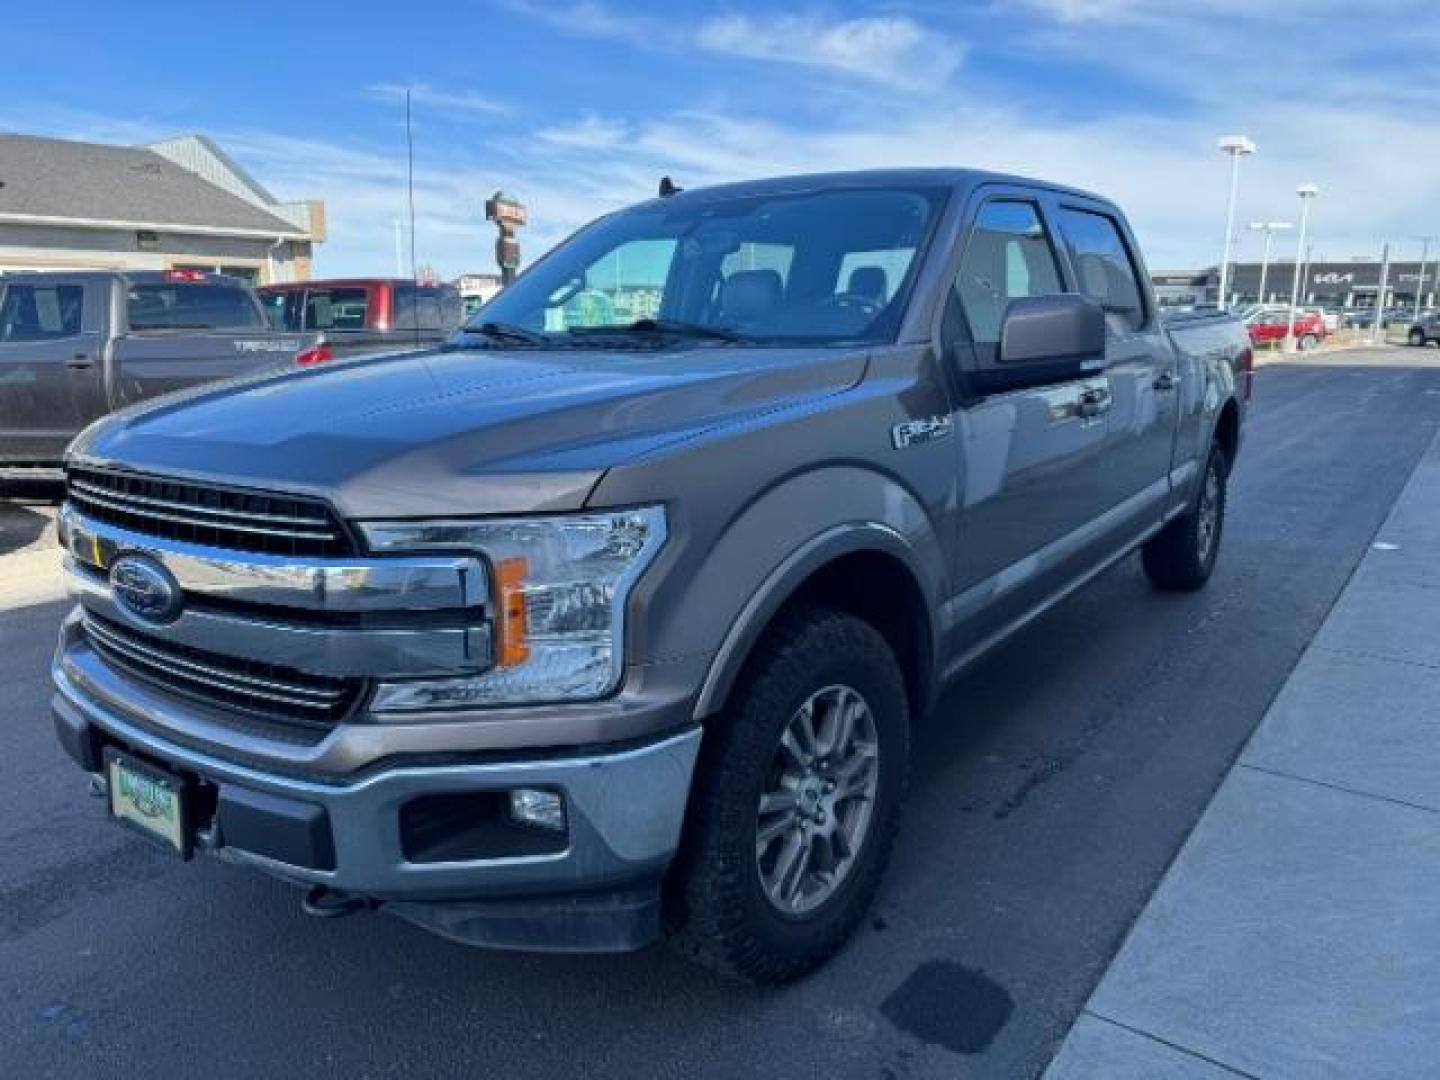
[0, 224, 316, 283]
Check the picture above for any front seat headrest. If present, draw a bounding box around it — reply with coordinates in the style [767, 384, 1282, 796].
[847, 265, 889, 303]
[720, 269, 783, 324]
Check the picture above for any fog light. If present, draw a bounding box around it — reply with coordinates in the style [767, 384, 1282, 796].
[508, 788, 565, 833]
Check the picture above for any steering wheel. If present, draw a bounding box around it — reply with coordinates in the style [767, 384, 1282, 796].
[818, 292, 883, 319]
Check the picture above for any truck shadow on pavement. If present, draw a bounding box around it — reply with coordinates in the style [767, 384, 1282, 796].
[0, 482, 62, 557]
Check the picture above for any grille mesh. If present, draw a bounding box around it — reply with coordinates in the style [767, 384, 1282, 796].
[83, 615, 361, 734]
[66, 467, 351, 557]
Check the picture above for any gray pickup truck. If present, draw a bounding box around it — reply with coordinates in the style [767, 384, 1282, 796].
[0, 270, 317, 475]
[49, 169, 1249, 983]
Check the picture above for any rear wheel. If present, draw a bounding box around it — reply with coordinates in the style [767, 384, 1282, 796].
[1143, 443, 1227, 592]
[1410, 328, 1427, 347]
[667, 607, 908, 983]
[1299, 333, 1319, 351]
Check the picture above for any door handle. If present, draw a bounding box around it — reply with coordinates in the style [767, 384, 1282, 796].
[1153, 370, 1179, 391]
[1077, 386, 1112, 418]
[67, 352, 94, 369]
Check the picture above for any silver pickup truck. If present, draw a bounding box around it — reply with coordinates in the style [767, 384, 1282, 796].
[0, 270, 318, 476]
[49, 169, 1249, 983]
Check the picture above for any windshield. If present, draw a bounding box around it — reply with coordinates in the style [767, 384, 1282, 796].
[469, 185, 948, 346]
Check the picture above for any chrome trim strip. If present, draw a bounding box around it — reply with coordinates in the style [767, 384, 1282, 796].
[84, 618, 343, 709]
[67, 562, 492, 678]
[63, 507, 488, 613]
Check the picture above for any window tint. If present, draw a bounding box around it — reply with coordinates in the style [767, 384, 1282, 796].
[306, 287, 370, 331]
[394, 286, 461, 332]
[953, 200, 1064, 348]
[127, 285, 263, 330]
[259, 291, 298, 330]
[0, 284, 84, 342]
[1056, 208, 1145, 331]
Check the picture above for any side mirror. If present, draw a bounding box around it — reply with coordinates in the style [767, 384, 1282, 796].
[999, 294, 1106, 367]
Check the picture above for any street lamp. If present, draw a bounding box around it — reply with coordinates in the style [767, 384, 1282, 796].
[1248, 221, 1293, 307]
[1216, 135, 1256, 310]
[1414, 237, 1433, 320]
[1284, 183, 1319, 353]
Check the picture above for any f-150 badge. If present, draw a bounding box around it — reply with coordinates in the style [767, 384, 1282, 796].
[891, 415, 953, 449]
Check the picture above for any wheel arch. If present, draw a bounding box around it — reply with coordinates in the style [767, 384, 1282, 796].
[693, 526, 940, 724]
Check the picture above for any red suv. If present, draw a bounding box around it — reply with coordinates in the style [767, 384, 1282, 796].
[1247, 310, 1326, 350]
[258, 278, 463, 358]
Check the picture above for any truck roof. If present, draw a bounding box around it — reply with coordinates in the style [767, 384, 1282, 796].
[641, 167, 1113, 209]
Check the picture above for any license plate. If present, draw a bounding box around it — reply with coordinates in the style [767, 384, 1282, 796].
[105, 749, 190, 857]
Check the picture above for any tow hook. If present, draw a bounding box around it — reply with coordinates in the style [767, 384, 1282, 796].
[301, 886, 372, 919]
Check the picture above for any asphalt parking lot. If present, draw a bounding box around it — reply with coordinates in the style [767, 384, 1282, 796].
[4, 345, 1440, 1079]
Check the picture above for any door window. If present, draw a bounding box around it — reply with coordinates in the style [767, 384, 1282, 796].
[953, 200, 1064, 354]
[0, 284, 84, 342]
[304, 287, 369, 331]
[127, 285, 264, 330]
[1056, 208, 1146, 332]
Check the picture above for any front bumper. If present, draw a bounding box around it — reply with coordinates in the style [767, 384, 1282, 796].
[52, 651, 701, 949]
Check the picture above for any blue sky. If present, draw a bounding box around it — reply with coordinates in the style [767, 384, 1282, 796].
[3, 1, 1437, 277]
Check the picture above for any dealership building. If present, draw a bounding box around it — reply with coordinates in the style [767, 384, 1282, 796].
[0, 132, 324, 284]
[1153, 259, 1437, 311]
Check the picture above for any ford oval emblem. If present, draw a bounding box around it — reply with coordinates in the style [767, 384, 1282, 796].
[109, 554, 183, 624]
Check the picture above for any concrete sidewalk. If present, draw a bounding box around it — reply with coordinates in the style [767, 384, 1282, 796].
[1046, 429, 1440, 1079]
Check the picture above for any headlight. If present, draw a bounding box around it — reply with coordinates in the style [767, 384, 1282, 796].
[360, 506, 666, 711]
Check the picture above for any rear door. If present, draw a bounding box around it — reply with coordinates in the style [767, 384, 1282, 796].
[1053, 201, 1179, 546]
[112, 279, 304, 406]
[0, 277, 106, 463]
[941, 190, 1114, 653]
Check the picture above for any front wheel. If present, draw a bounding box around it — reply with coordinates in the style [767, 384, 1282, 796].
[667, 607, 909, 983]
[1410, 328, 1427, 347]
[1299, 333, 1319, 351]
[1143, 443, 1228, 592]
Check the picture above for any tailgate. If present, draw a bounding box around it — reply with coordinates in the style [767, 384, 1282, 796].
[110, 330, 314, 408]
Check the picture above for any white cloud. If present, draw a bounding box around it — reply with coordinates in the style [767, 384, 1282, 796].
[699, 14, 961, 91]
[537, 114, 630, 150]
[366, 82, 510, 117]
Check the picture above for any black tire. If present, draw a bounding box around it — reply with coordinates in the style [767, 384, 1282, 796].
[666, 606, 909, 984]
[1142, 443, 1228, 592]
[1410, 328, 1427, 347]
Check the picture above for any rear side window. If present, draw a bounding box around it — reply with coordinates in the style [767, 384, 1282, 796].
[394, 285, 460, 332]
[304, 288, 369, 331]
[0, 284, 85, 342]
[953, 200, 1065, 350]
[259, 290, 300, 330]
[1056, 208, 1146, 332]
[127, 285, 264, 330]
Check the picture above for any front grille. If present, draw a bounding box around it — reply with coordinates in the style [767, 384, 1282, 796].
[83, 615, 361, 733]
[66, 467, 352, 557]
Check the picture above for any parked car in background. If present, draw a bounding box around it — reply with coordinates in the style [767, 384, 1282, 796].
[258, 278, 463, 358]
[1341, 308, 1376, 329]
[1305, 307, 1340, 333]
[51, 168, 1250, 982]
[1247, 310, 1326, 349]
[0, 270, 321, 476]
[1409, 312, 1440, 346]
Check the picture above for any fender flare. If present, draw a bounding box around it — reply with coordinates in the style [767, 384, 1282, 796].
[692, 521, 942, 720]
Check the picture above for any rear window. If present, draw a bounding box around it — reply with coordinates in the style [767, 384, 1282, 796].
[304, 287, 370, 331]
[0, 284, 85, 342]
[127, 284, 264, 330]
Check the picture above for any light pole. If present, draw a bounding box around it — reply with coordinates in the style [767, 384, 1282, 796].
[1284, 183, 1319, 353]
[1216, 135, 1256, 310]
[1249, 221, 1293, 307]
[1414, 237, 1432, 319]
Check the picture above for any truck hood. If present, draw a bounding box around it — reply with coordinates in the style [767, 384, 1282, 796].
[70, 344, 868, 517]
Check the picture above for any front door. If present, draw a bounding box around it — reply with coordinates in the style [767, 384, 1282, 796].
[0, 279, 104, 464]
[942, 193, 1114, 660]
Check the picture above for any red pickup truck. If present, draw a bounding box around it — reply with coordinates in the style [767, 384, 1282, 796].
[1247, 310, 1326, 350]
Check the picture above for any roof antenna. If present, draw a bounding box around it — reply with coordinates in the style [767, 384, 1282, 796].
[658, 176, 682, 198]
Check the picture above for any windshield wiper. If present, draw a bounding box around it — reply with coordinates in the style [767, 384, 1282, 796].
[568, 319, 746, 342]
[452, 321, 550, 346]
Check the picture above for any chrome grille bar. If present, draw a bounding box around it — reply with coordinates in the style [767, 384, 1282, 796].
[83, 616, 357, 729]
[66, 467, 351, 557]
